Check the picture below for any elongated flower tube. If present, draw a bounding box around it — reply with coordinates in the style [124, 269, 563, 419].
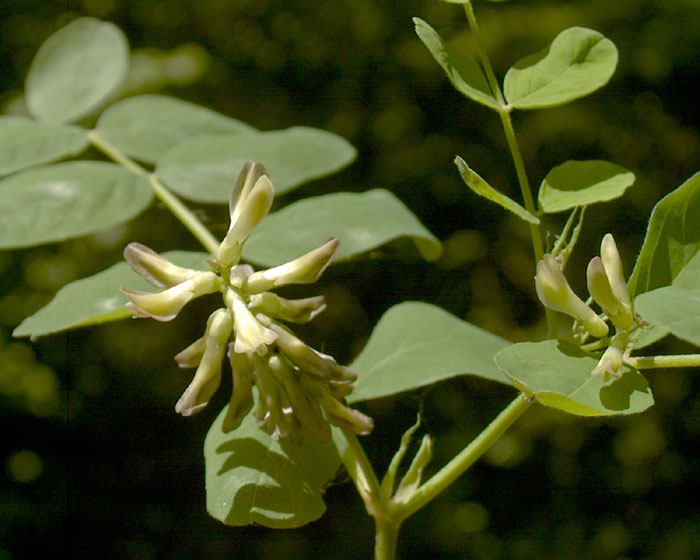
[587, 256, 634, 331]
[121, 161, 372, 443]
[175, 309, 233, 416]
[124, 242, 199, 288]
[244, 237, 340, 294]
[600, 234, 634, 326]
[535, 254, 608, 338]
[121, 271, 220, 321]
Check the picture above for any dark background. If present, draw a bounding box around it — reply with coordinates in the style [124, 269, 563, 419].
[1, 0, 700, 558]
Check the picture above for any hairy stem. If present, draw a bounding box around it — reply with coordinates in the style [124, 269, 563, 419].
[87, 130, 220, 255]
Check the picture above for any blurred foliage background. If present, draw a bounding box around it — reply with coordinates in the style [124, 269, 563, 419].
[1, 0, 700, 558]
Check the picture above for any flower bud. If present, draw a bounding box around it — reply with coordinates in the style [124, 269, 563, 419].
[587, 256, 634, 331]
[247, 292, 326, 324]
[244, 237, 339, 294]
[227, 290, 277, 355]
[175, 309, 233, 416]
[600, 234, 633, 321]
[535, 254, 608, 338]
[121, 271, 220, 321]
[217, 166, 274, 267]
[222, 348, 255, 432]
[249, 353, 291, 440]
[124, 242, 200, 288]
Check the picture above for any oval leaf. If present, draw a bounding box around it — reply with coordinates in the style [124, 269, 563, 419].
[12, 251, 210, 339]
[0, 162, 152, 249]
[494, 340, 653, 416]
[635, 286, 700, 348]
[629, 172, 700, 298]
[25, 17, 129, 123]
[348, 302, 511, 403]
[243, 190, 442, 266]
[95, 95, 255, 163]
[156, 127, 356, 202]
[455, 156, 539, 224]
[204, 399, 342, 528]
[0, 117, 88, 177]
[538, 160, 635, 213]
[504, 27, 618, 110]
[413, 18, 499, 110]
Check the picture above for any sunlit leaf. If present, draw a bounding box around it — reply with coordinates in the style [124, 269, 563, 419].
[629, 172, 700, 297]
[25, 17, 129, 123]
[0, 162, 152, 249]
[494, 340, 653, 416]
[634, 286, 700, 348]
[455, 156, 539, 224]
[504, 27, 618, 110]
[413, 18, 500, 110]
[0, 117, 88, 177]
[95, 95, 255, 163]
[243, 190, 442, 266]
[348, 302, 511, 403]
[156, 127, 356, 202]
[538, 160, 635, 213]
[13, 252, 210, 339]
[204, 398, 342, 528]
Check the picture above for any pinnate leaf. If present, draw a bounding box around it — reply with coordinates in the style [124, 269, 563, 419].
[204, 399, 342, 528]
[156, 127, 356, 202]
[25, 17, 129, 123]
[13, 252, 209, 339]
[504, 27, 618, 110]
[494, 340, 653, 416]
[413, 18, 499, 110]
[348, 302, 511, 403]
[0, 117, 88, 177]
[243, 190, 442, 266]
[0, 162, 152, 249]
[538, 160, 635, 213]
[95, 95, 255, 163]
[455, 156, 539, 224]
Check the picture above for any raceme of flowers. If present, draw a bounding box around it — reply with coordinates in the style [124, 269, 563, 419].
[121, 162, 373, 444]
[535, 234, 638, 381]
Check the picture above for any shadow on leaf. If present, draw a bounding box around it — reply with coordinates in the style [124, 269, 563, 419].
[599, 367, 651, 411]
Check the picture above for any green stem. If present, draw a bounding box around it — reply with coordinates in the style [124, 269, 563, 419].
[626, 354, 700, 369]
[394, 393, 532, 519]
[340, 429, 383, 514]
[375, 517, 400, 560]
[87, 130, 220, 255]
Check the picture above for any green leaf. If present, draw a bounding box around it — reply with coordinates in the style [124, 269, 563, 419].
[0, 161, 152, 249]
[538, 160, 635, 213]
[0, 117, 88, 177]
[629, 172, 700, 298]
[243, 190, 442, 266]
[348, 302, 511, 403]
[95, 95, 255, 163]
[494, 340, 654, 416]
[156, 127, 356, 202]
[504, 27, 618, 110]
[13, 251, 209, 338]
[204, 399, 342, 528]
[413, 18, 500, 110]
[634, 286, 700, 348]
[455, 156, 539, 224]
[25, 17, 129, 123]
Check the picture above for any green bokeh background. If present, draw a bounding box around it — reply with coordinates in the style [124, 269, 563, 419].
[1, 0, 700, 558]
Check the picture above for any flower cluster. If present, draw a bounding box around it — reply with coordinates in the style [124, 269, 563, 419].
[535, 234, 637, 381]
[121, 162, 373, 443]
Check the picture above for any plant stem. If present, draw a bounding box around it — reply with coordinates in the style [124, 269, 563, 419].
[87, 130, 220, 255]
[374, 517, 400, 560]
[626, 354, 700, 369]
[340, 429, 383, 513]
[394, 393, 532, 519]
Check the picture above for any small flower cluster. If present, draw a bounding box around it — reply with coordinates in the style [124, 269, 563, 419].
[535, 234, 637, 381]
[121, 162, 373, 443]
